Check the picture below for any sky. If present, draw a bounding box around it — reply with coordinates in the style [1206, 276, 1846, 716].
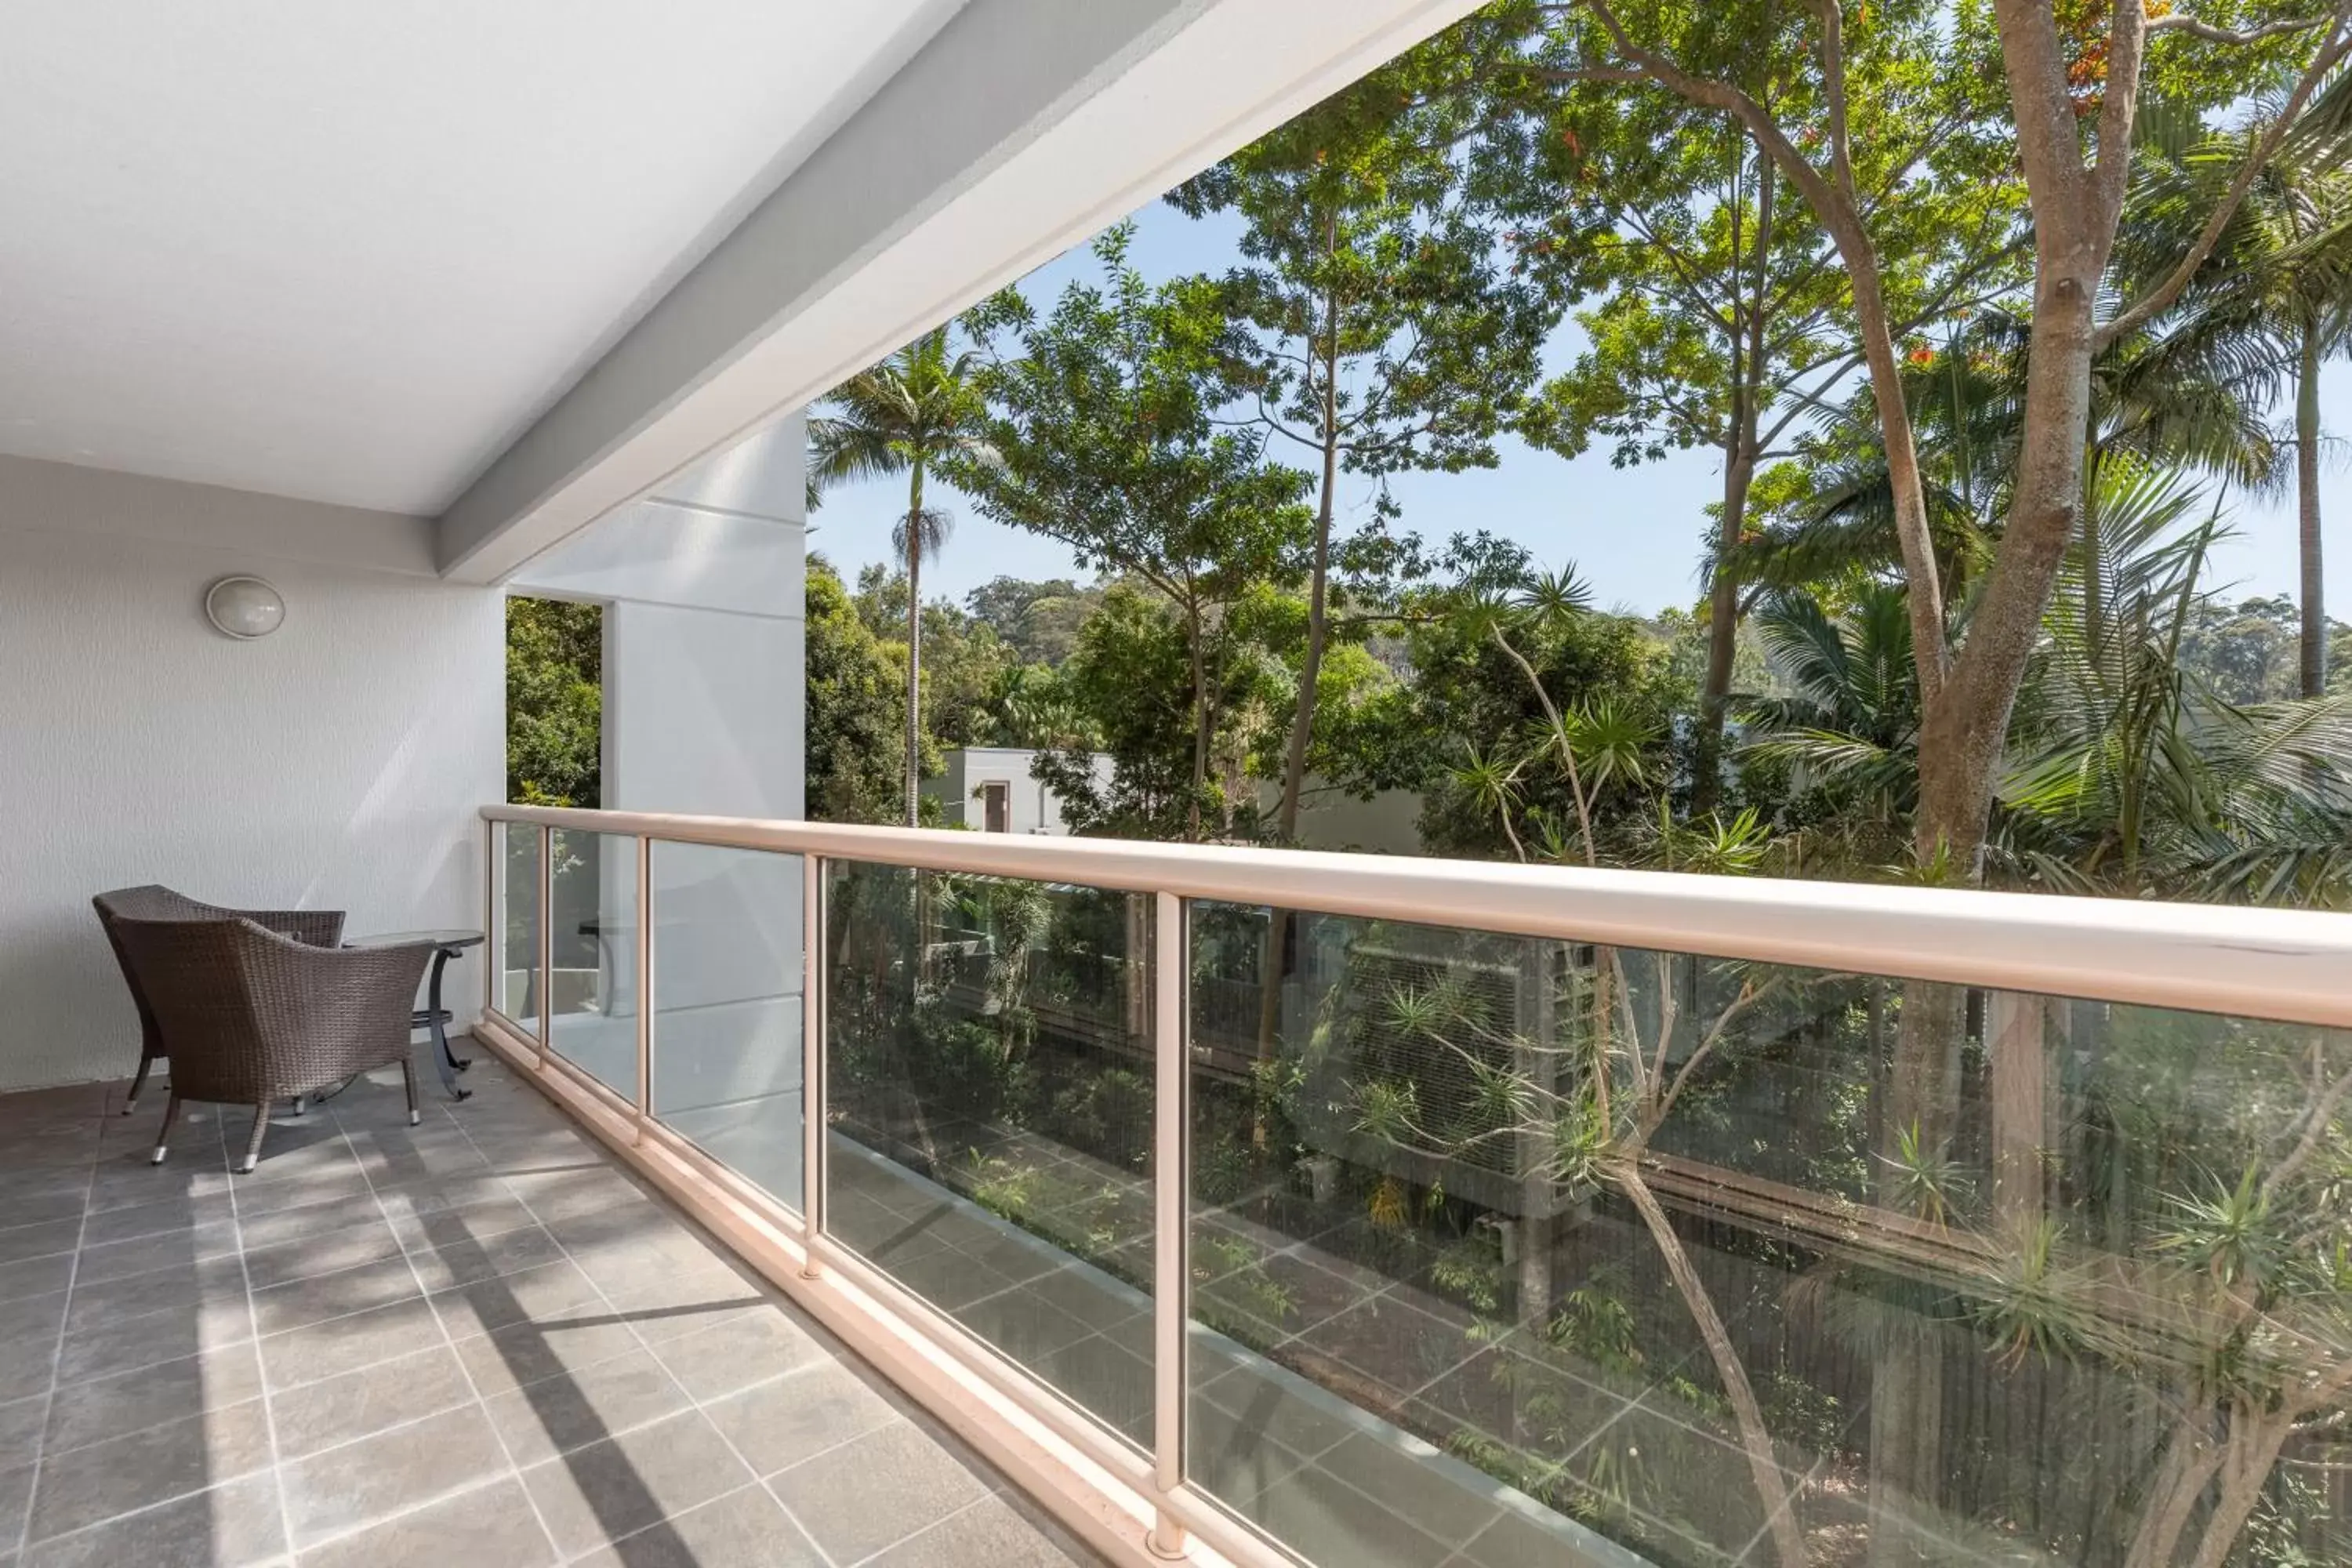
[809, 194, 2352, 622]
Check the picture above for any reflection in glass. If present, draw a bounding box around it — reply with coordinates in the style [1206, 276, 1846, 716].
[492, 822, 541, 1035]
[546, 830, 640, 1102]
[650, 841, 806, 1210]
[1185, 902, 2352, 1568]
[826, 863, 1156, 1443]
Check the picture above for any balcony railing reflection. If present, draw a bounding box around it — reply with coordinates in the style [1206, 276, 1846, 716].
[479, 804, 2352, 1568]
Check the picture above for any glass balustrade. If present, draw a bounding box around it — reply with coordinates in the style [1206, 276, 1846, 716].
[479, 812, 2352, 1568]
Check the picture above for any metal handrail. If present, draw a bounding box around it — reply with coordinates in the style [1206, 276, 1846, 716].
[481, 802, 2352, 1027]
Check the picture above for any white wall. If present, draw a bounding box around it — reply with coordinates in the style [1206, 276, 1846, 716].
[510, 418, 806, 1186]
[0, 459, 503, 1091]
[927, 746, 1111, 835]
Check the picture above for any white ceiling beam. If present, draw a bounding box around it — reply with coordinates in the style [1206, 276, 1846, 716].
[434, 0, 1484, 583]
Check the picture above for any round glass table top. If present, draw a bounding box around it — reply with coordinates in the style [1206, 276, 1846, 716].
[345, 928, 485, 951]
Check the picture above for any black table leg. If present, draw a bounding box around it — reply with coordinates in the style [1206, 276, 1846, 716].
[426, 948, 470, 1101]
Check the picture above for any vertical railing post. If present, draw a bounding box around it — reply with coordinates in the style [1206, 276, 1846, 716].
[800, 854, 826, 1274]
[633, 835, 654, 1138]
[1149, 889, 1189, 1559]
[481, 818, 496, 1027]
[534, 823, 554, 1061]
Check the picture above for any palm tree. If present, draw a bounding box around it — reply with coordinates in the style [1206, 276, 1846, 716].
[2118, 96, 2352, 695]
[2001, 463, 2352, 903]
[808, 328, 993, 824]
[1740, 581, 1922, 829]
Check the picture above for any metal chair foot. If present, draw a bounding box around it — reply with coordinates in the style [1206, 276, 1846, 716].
[408, 1110, 421, 1127]
[149, 1145, 167, 1165]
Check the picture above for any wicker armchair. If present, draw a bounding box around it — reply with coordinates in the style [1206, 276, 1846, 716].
[93, 885, 345, 1115]
[109, 916, 435, 1171]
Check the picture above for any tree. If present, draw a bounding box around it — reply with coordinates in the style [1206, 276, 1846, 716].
[805, 557, 905, 824]
[1529, 0, 2350, 873]
[2124, 93, 2352, 695]
[1483, 0, 2022, 810]
[506, 596, 601, 808]
[964, 227, 1314, 839]
[809, 327, 994, 824]
[964, 575, 1105, 666]
[1169, 52, 1563, 846]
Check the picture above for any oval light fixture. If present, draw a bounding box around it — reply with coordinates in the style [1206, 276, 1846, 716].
[204, 575, 286, 640]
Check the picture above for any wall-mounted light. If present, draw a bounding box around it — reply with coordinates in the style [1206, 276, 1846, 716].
[204, 575, 286, 640]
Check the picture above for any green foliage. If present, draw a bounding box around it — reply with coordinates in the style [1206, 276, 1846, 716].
[505, 596, 601, 808]
[804, 557, 903, 824]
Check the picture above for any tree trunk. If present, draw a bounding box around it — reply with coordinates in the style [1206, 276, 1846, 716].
[1694, 144, 1771, 816]
[1616, 1164, 1806, 1568]
[1695, 441, 1757, 814]
[2299, 320, 2326, 698]
[1868, 979, 1965, 1568]
[903, 466, 925, 829]
[1187, 599, 1211, 842]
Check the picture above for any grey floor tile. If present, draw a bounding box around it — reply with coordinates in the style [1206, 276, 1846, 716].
[17, 1471, 284, 1568]
[519, 1408, 754, 1558]
[61, 1258, 244, 1338]
[0, 1392, 44, 1471]
[571, 1482, 825, 1568]
[279, 1401, 510, 1549]
[259, 1294, 441, 1392]
[370, 1172, 515, 1223]
[766, 1420, 993, 1564]
[1221, 1454, 1458, 1568]
[250, 1254, 422, 1338]
[234, 1192, 387, 1253]
[952, 1284, 1101, 1365]
[0, 1457, 30, 1549]
[481, 1345, 693, 1467]
[269, 1345, 474, 1460]
[866, 1493, 1092, 1568]
[25, 1398, 273, 1543]
[296, 1475, 557, 1568]
[74, 1195, 228, 1250]
[499, 1167, 652, 1224]
[228, 1169, 370, 1221]
[239, 1219, 404, 1291]
[644, 1308, 824, 1402]
[0, 1254, 74, 1308]
[41, 1343, 262, 1457]
[70, 1221, 239, 1287]
[702, 1363, 901, 1478]
[390, 1196, 539, 1255]
[426, 1258, 601, 1344]
[1030, 1333, 1153, 1443]
[403, 1221, 567, 1294]
[52, 1292, 252, 1389]
[0, 1223, 82, 1270]
[454, 1313, 647, 1399]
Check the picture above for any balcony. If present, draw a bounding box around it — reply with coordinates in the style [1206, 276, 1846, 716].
[443, 805, 2352, 1568]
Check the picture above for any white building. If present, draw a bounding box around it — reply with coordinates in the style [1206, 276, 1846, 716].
[924, 746, 1112, 833]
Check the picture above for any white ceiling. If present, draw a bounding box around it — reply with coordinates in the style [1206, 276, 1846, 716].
[0, 0, 963, 516]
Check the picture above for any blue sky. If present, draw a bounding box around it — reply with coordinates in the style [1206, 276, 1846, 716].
[811, 196, 2352, 621]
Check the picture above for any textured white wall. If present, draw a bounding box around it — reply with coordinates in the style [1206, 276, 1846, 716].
[0, 488, 503, 1091]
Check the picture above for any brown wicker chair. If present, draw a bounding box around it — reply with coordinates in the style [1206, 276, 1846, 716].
[93, 886, 346, 1115]
[109, 915, 436, 1171]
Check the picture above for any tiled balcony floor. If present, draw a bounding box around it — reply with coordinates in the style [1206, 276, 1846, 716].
[0, 1050, 1105, 1568]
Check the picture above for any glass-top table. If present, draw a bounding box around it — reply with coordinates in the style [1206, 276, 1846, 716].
[346, 929, 483, 1101]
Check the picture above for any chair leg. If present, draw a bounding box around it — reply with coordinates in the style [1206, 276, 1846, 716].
[290, 1095, 307, 1117]
[401, 1058, 420, 1127]
[123, 1052, 154, 1115]
[238, 1105, 270, 1174]
[149, 1093, 182, 1165]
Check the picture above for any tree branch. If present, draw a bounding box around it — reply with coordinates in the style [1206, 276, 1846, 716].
[2147, 11, 2332, 43]
[2098, 5, 2352, 350]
